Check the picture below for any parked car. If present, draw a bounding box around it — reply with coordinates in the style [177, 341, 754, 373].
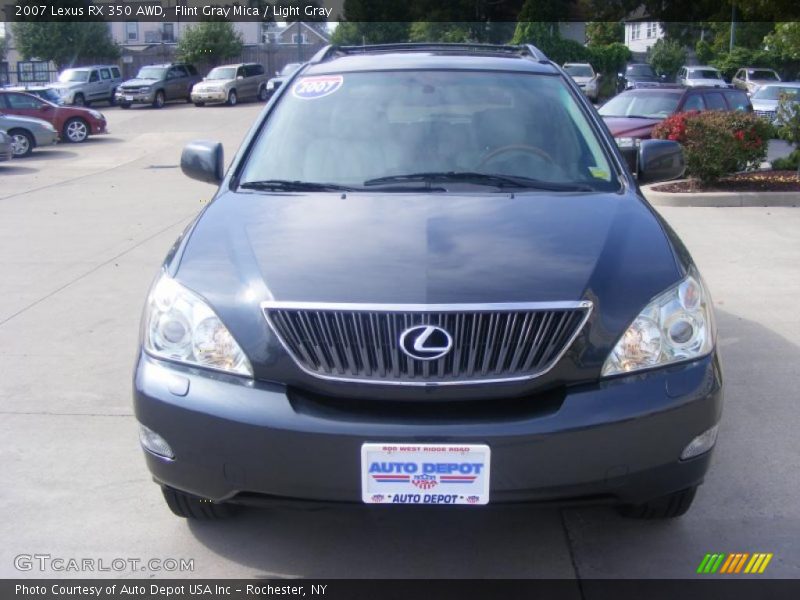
[191, 63, 269, 107]
[750, 82, 800, 124]
[265, 62, 303, 97]
[599, 86, 752, 140]
[0, 112, 58, 157]
[0, 130, 13, 162]
[47, 65, 123, 106]
[136, 43, 722, 522]
[0, 90, 107, 143]
[563, 62, 600, 102]
[676, 66, 728, 88]
[617, 63, 668, 92]
[116, 63, 202, 109]
[5, 86, 64, 105]
[732, 67, 781, 95]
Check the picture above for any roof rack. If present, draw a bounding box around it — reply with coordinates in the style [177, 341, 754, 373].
[309, 42, 549, 64]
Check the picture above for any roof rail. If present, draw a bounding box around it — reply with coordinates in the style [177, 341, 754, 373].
[308, 42, 549, 63]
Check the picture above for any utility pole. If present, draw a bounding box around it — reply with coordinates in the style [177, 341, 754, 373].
[729, 4, 736, 52]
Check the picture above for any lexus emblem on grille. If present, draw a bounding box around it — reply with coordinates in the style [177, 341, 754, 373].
[399, 325, 453, 361]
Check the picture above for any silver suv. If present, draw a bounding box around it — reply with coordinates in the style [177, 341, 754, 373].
[732, 67, 781, 95]
[116, 63, 202, 109]
[191, 63, 269, 107]
[47, 65, 123, 106]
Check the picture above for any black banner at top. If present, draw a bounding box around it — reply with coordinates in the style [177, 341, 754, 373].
[3, 0, 800, 23]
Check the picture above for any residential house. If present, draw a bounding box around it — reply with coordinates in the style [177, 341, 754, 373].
[623, 6, 664, 55]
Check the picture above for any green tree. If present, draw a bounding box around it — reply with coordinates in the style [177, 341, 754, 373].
[586, 22, 623, 46]
[775, 93, 800, 175]
[407, 22, 515, 44]
[330, 22, 411, 45]
[11, 21, 119, 69]
[648, 38, 686, 80]
[176, 22, 243, 67]
[765, 22, 800, 60]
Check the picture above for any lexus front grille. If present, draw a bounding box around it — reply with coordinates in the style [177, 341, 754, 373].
[262, 301, 592, 385]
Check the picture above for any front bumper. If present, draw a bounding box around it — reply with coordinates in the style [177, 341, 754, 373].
[191, 90, 228, 103]
[134, 351, 723, 506]
[116, 90, 155, 104]
[35, 130, 59, 147]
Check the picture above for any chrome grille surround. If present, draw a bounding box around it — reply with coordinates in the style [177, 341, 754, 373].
[262, 301, 593, 386]
[755, 109, 776, 121]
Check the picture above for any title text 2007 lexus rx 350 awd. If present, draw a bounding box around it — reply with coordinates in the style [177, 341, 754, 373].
[134, 44, 722, 520]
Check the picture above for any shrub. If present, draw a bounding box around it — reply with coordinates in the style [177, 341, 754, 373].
[647, 39, 686, 81]
[775, 93, 800, 175]
[653, 111, 774, 184]
[771, 150, 800, 171]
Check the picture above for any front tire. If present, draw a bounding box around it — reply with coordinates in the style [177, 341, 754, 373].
[119, 103, 131, 109]
[161, 486, 238, 520]
[9, 129, 34, 157]
[618, 486, 697, 519]
[226, 89, 238, 106]
[258, 86, 269, 102]
[73, 93, 86, 107]
[152, 90, 165, 109]
[193, 101, 205, 107]
[63, 117, 89, 143]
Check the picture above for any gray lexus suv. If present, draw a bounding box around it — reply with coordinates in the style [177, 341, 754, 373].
[134, 44, 722, 520]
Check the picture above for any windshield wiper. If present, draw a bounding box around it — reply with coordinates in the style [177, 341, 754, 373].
[363, 171, 594, 192]
[239, 179, 355, 192]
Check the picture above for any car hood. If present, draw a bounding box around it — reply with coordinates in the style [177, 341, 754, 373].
[751, 99, 778, 110]
[172, 192, 684, 382]
[0, 113, 52, 129]
[570, 76, 596, 84]
[48, 82, 82, 91]
[196, 79, 234, 88]
[687, 79, 727, 87]
[601, 116, 661, 137]
[120, 78, 159, 87]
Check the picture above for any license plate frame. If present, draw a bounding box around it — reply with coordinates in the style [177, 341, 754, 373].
[361, 443, 490, 505]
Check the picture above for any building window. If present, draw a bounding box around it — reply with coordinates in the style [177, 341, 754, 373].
[292, 33, 308, 45]
[162, 23, 175, 43]
[630, 23, 640, 41]
[126, 21, 138, 42]
[646, 22, 658, 39]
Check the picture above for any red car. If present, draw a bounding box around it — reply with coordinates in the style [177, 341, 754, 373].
[599, 87, 751, 140]
[0, 90, 108, 143]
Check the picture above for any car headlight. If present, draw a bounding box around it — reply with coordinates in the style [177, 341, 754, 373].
[44, 122, 57, 133]
[142, 272, 253, 377]
[89, 110, 103, 119]
[615, 137, 638, 148]
[602, 271, 715, 377]
[266, 81, 275, 90]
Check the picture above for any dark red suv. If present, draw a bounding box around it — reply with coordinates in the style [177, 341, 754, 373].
[0, 90, 108, 143]
[599, 87, 752, 140]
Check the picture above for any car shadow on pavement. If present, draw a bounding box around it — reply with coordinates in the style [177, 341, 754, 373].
[27, 149, 79, 161]
[188, 503, 578, 579]
[185, 309, 798, 579]
[85, 136, 125, 145]
[0, 165, 38, 175]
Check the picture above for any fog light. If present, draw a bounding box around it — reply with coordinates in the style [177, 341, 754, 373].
[139, 424, 174, 459]
[680, 424, 719, 460]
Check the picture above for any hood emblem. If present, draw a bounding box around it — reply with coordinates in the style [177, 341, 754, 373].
[399, 325, 453, 361]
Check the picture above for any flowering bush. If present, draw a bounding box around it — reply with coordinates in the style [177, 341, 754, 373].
[652, 111, 774, 185]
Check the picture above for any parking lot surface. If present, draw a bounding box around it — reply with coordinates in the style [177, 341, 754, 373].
[1, 102, 798, 580]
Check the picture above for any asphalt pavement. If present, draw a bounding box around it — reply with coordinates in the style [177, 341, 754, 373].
[0, 101, 798, 580]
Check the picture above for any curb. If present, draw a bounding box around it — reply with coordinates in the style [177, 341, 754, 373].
[642, 183, 799, 207]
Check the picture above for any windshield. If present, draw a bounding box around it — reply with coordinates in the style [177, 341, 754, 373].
[564, 65, 594, 78]
[753, 86, 800, 101]
[688, 69, 722, 79]
[627, 65, 656, 78]
[240, 70, 618, 192]
[279, 63, 302, 76]
[599, 92, 679, 118]
[58, 69, 89, 83]
[749, 70, 779, 81]
[135, 67, 167, 80]
[207, 67, 237, 80]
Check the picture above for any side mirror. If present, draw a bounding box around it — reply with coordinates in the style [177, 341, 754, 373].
[181, 140, 224, 185]
[638, 139, 685, 184]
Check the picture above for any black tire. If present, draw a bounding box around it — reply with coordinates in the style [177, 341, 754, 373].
[152, 90, 165, 109]
[109, 89, 117, 106]
[161, 486, 238, 520]
[73, 93, 86, 107]
[226, 89, 238, 106]
[258, 86, 269, 102]
[62, 117, 90, 143]
[9, 129, 34, 157]
[193, 101, 205, 107]
[119, 103, 131, 109]
[618, 487, 697, 519]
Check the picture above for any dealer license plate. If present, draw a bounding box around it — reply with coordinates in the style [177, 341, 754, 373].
[361, 443, 490, 505]
[124, 95, 133, 102]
